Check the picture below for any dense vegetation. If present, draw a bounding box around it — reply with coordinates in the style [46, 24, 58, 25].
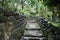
[0, 8, 27, 40]
[0, 0, 60, 40]
[43, 0, 60, 27]
[37, 17, 60, 40]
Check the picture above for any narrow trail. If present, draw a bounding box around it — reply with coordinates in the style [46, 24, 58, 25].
[21, 18, 46, 40]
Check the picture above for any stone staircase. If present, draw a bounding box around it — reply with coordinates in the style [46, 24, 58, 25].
[21, 19, 46, 40]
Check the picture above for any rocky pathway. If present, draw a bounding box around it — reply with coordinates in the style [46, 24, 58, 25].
[21, 19, 45, 40]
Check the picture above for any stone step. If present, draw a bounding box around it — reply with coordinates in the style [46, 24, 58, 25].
[21, 19, 45, 40]
[21, 36, 46, 40]
[26, 22, 40, 29]
[23, 35, 45, 37]
[24, 30, 43, 36]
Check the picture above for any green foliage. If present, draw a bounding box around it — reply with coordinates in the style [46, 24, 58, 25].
[0, 0, 60, 40]
[0, 0, 60, 27]
[43, 0, 60, 27]
[43, 0, 60, 7]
